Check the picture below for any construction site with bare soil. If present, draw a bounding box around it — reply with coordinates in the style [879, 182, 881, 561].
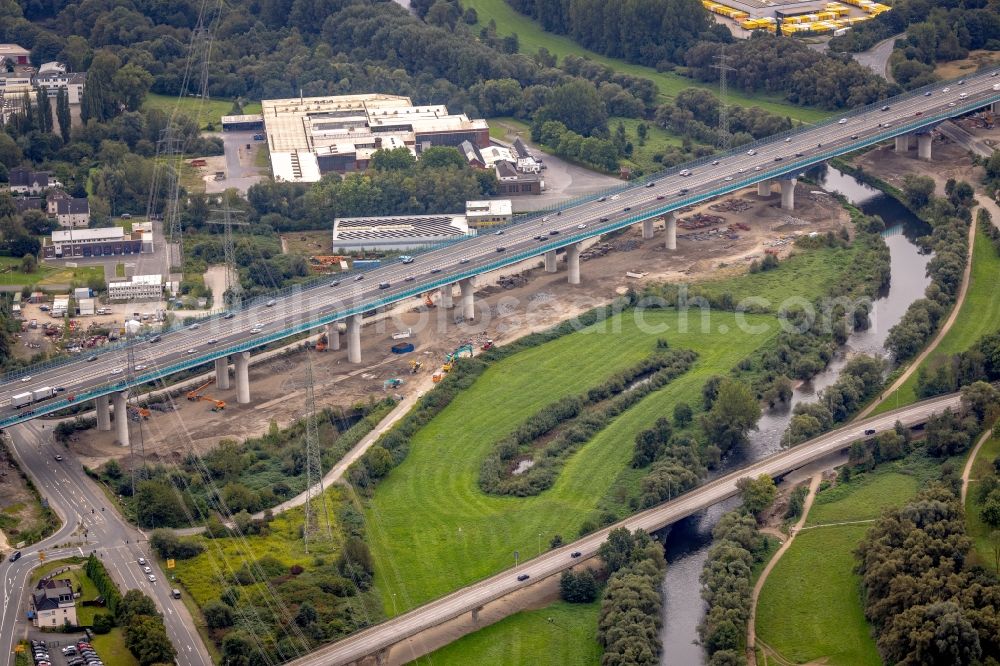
[57, 180, 848, 470]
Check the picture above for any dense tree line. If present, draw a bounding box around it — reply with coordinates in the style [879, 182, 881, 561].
[85, 554, 176, 665]
[698, 511, 768, 664]
[654, 88, 795, 150]
[506, 0, 718, 68]
[242, 146, 496, 232]
[596, 528, 667, 666]
[829, 0, 1000, 88]
[856, 484, 1000, 665]
[685, 35, 897, 110]
[886, 177, 975, 362]
[479, 347, 697, 496]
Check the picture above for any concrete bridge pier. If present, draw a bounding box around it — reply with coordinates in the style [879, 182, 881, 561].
[993, 101, 1000, 114]
[347, 315, 362, 364]
[894, 134, 910, 153]
[95, 394, 111, 431]
[544, 249, 558, 272]
[665, 212, 677, 251]
[234, 351, 251, 403]
[438, 284, 453, 309]
[780, 178, 797, 211]
[757, 180, 772, 197]
[566, 243, 581, 284]
[917, 133, 933, 161]
[460, 278, 476, 320]
[325, 322, 341, 351]
[214, 357, 230, 390]
[641, 217, 655, 240]
[112, 391, 129, 447]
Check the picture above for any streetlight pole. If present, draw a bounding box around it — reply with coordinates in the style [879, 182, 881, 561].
[538, 532, 541, 556]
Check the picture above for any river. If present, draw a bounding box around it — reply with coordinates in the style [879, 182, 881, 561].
[657, 166, 932, 665]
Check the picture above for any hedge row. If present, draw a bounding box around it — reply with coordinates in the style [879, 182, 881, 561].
[479, 348, 697, 496]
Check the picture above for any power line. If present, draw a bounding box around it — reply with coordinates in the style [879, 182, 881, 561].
[207, 204, 248, 309]
[302, 351, 332, 549]
[712, 45, 736, 151]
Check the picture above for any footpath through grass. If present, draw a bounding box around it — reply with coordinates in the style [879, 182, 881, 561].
[872, 225, 1000, 414]
[408, 600, 602, 666]
[966, 434, 1000, 569]
[366, 309, 777, 613]
[756, 460, 935, 666]
[462, 0, 829, 123]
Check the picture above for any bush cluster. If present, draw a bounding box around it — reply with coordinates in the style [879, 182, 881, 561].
[856, 485, 1000, 665]
[596, 528, 667, 665]
[785, 354, 886, 445]
[698, 511, 767, 664]
[479, 349, 697, 496]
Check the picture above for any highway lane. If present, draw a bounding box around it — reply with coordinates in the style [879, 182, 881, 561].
[0, 422, 211, 666]
[2, 70, 1000, 427]
[286, 392, 962, 665]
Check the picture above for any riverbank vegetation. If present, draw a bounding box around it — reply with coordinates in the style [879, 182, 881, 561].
[699, 511, 769, 664]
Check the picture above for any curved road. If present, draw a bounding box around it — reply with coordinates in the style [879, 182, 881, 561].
[286, 392, 962, 666]
[0, 422, 211, 666]
[2, 70, 1000, 429]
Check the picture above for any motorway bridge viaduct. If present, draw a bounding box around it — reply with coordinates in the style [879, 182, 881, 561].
[1, 72, 998, 448]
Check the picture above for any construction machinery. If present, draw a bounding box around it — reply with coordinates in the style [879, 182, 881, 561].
[424, 294, 435, 308]
[128, 405, 151, 421]
[186, 379, 215, 401]
[186, 378, 226, 411]
[446, 344, 474, 363]
[409, 360, 423, 373]
[384, 378, 403, 389]
[432, 372, 445, 383]
[315, 332, 329, 352]
[481, 339, 494, 351]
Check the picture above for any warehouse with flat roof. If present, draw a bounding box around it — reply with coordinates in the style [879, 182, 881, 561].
[261, 94, 490, 183]
[332, 214, 473, 251]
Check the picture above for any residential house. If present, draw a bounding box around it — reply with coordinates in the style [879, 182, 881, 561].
[8, 168, 49, 195]
[55, 198, 90, 228]
[30, 577, 77, 628]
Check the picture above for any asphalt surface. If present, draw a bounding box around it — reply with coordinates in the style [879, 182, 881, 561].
[286, 392, 962, 666]
[851, 33, 902, 81]
[0, 422, 211, 666]
[2, 70, 999, 432]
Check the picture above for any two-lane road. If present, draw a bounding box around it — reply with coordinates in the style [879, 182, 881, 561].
[0, 422, 211, 666]
[286, 392, 962, 665]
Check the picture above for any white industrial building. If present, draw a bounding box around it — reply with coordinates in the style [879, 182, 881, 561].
[465, 200, 512, 228]
[256, 93, 491, 183]
[108, 274, 164, 302]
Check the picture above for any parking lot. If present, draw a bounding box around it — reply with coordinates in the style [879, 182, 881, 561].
[27, 634, 105, 666]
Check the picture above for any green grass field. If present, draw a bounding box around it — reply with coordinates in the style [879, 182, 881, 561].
[143, 93, 262, 131]
[0, 257, 104, 288]
[169, 488, 346, 608]
[689, 242, 860, 310]
[366, 309, 778, 613]
[463, 0, 830, 123]
[614, 117, 684, 174]
[90, 628, 138, 666]
[965, 435, 1000, 570]
[408, 600, 602, 666]
[871, 226, 1000, 414]
[756, 470, 921, 666]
